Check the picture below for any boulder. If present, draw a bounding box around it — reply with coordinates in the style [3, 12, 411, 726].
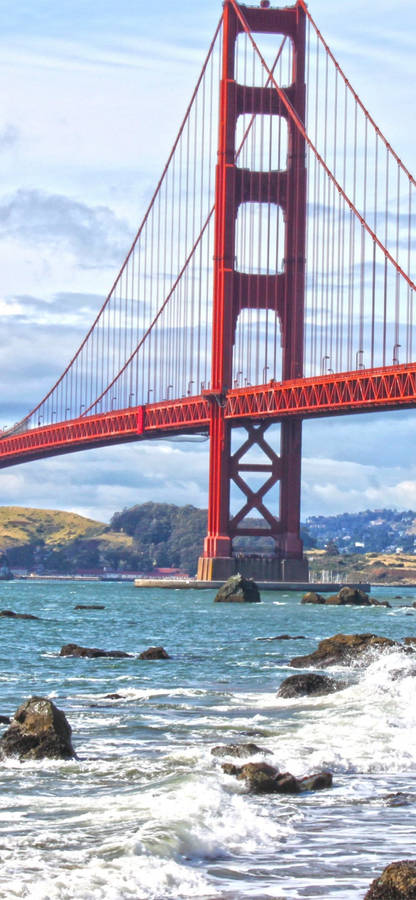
[364, 860, 416, 898]
[211, 742, 270, 758]
[0, 715, 10, 725]
[302, 591, 326, 604]
[277, 672, 344, 698]
[139, 646, 170, 659]
[0, 697, 76, 761]
[326, 586, 370, 605]
[214, 574, 260, 603]
[0, 609, 39, 620]
[290, 633, 399, 668]
[222, 760, 333, 795]
[60, 643, 131, 658]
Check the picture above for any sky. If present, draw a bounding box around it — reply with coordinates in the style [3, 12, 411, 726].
[1, 0, 416, 525]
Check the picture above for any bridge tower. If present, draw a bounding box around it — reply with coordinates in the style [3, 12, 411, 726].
[197, 0, 308, 582]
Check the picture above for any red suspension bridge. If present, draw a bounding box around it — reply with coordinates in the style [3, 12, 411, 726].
[1, 0, 416, 581]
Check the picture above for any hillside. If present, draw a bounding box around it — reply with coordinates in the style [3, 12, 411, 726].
[1, 503, 416, 579]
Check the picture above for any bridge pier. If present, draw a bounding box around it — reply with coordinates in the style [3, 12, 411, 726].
[197, 554, 308, 583]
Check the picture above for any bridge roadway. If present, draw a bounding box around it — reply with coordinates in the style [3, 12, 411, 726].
[1, 362, 416, 468]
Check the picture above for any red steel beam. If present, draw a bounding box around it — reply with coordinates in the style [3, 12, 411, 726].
[1, 364, 416, 468]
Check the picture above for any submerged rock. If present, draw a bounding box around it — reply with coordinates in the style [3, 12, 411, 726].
[0, 697, 76, 761]
[139, 646, 170, 660]
[60, 643, 131, 659]
[290, 633, 399, 668]
[257, 634, 305, 641]
[214, 574, 260, 603]
[74, 604, 105, 610]
[277, 672, 344, 698]
[364, 860, 416, 898]
[0, 609, 39, 620]
[211, 742, 270, 759]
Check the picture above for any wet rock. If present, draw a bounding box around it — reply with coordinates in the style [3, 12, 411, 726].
[290, 633, 399, 668]
[60, 643, 131, 659]
[364, 860, 416, 898]
[277, 672, 344, 698]
[0, 715, 10, 725]
[326, 586, 371, 605]
[369, 598, 392, 608]
[0, 609, 39, 620]
[214, 574, 260, 603]
[74, 604, 105, 610]
[298, 771, 333, 791]
[403, 637, 416, 648]
[302, 591, 326, 604]
[103, 693, 124, 700]
[211, 742, 270, 758]
[139, 646, 170, 659]
[0, 697, 76, 761]
[222, 761, 333, 795]
[384, 792, 415, 807]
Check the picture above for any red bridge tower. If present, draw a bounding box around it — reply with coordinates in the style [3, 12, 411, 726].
[197, 0, 308, 582]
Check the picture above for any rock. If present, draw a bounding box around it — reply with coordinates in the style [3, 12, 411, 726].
[301, 588, 391, 608]
[302, 591, 326, 604]
[277, 672, 344, 698]
[404, 637, 416, 648]
[214, 574, 260, 603]
[0, 609, 39, 620]
[326, 586, 370, 605]
[364, 860, 416, 898]
[384, 792, 414, 807]
[222, 761, 333, 795]
[257, 634, 305, 641]
[139, 646, 170, 659]
[211, 742, 270, 758]
[0, 697, 76, 761]
[298, 771, 333, 791]
[237, 761, 282, 793]
[74, 604, 105, 610]
[290, 633, 399, 668]
[60, 643, 131, 658]
[0, 715, 10, 725]
[103, 693, 124, 700]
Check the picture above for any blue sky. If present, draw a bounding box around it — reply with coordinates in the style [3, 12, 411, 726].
[1, 0, 416, 524]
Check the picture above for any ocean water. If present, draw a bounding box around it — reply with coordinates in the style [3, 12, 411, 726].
[1, 580, 416, 899]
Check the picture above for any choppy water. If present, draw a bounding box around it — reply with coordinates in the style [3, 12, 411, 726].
[1, 581, 416, 899]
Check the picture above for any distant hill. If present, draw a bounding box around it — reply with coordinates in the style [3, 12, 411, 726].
[0, 503, 415, 577]
[305, 508, 416, 554]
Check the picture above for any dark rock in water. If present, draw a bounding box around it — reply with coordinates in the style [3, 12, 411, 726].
[0, 609, 39, 620]
[74, 604, 105, 610]
[139, 646, 170, 660]
[211, 742, 270, 758]
[302, 591, 326, 604]
[60, 643, 131, 659]
[403, 637, 416, 648]
[103, 693, 124, 700]
[257, 634, 305, 641]
[302, 587, 391, 608]
[222, 760, 333, 795]
[384, 792, 415, 807]
[290, 633, 399, 669]
[237, 761, 282, 793]
[0, 697, 76, 761]
[277, 672, 343, 698]
[326, 586, 370, 606]
[0, 715, 10, 725]
[364, 860, 416, 898]
[298, 771, 333, 791]
[214, 574, 260, 603]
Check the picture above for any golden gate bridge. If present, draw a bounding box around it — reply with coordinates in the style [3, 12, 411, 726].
[1, 0, 416, 582]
